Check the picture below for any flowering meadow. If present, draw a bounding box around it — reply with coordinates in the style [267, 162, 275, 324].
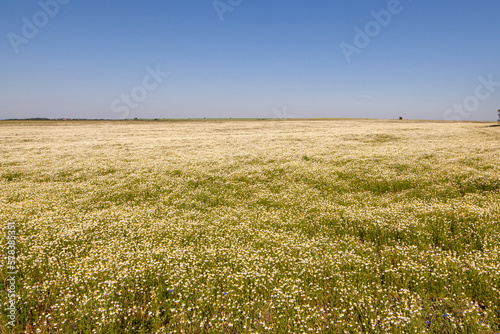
[1, 119, 499, 333]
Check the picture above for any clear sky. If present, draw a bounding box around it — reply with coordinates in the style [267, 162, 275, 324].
[1, 0, 499, 120]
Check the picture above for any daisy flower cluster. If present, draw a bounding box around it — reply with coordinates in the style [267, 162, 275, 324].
[0, 119, 499, 333]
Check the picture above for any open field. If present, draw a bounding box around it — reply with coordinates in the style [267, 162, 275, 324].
[1, 119, 499, 333]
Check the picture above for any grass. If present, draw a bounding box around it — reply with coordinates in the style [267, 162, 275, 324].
[0, 119, 499, 333]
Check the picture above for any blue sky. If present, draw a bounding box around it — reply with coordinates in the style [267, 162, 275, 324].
[1, 0, 499, 120]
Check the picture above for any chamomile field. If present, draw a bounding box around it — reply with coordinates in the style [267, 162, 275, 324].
[1, 119, 499, 333]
